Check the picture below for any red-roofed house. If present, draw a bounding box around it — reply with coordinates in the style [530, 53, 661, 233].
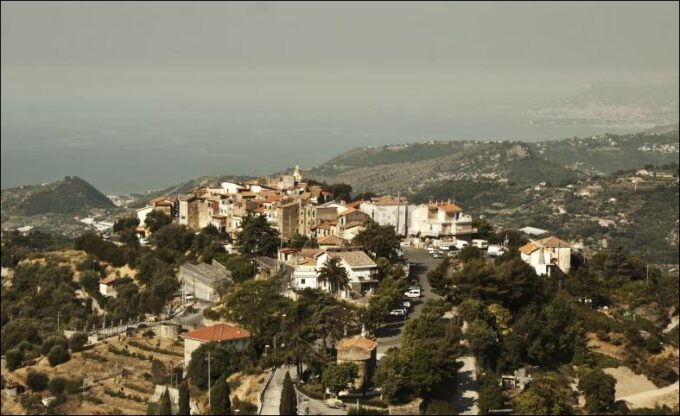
[519, 236, 572, 277]
[408, 200, 476, 237]
[99, 276, 118, 298]
[180, 323, 251, 369]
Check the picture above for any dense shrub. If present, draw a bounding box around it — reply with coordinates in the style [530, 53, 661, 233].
[48, 345, 71, 366]
[69, 332, 89, 352]
[26, 370, 49, 391]
[48, 376, 67, 396]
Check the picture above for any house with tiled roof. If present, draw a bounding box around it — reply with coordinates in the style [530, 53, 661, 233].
[180, 323, 251, 369]
[315, 248, 378, 298]
[337, 207, 370, 240]
[408, 200, 476, 238]
[99, 276, 118, 298]
[317, 235, 346, 249]
[519, 235, 572, 277]
[336, 336, 378, 393]
[359, 195, 412, 235]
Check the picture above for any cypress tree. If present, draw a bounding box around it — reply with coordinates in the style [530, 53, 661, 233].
[178, 381, 191, 415]
[159, 388, 172, 415]
[210, 374, 231, 415]
[279, 371, 298, 415]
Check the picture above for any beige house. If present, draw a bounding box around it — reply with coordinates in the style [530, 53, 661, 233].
[408, 200, 476, 238]
[336, 336, 378, 394]
[98, 276, 118, 298]
[519, 236, 572, 277]
[180, 323, 251, 370]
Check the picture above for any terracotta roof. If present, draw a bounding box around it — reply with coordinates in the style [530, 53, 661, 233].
[518, 242, 537, 254]
[239, 191, 257, 197]
[298, 258, 317, 266]
[316, 221, 337, 229]
[370, 195, 409, 206]
[347, 200, 363, 209]
[330, 250, 377, 268]
[338, 207, 359, 216]
[181, 323, 251, 343]
[99, 276, 117, 285]
[280, 247, 299, 253]
[318, 235, 345, 246]
[534, 236, 571, 249]
[336, 336, 377, 351]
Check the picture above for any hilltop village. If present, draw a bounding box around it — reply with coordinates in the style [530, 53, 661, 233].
[1, 164, 677, 416]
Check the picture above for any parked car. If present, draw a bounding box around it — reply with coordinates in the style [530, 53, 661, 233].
[404, 288, 421, 298]
[389, 308, 408, 316]
[325, 398, 346, 409]
[402, 300, 412, 309]
[446, 250, 458, 258]
[432, 251, 443, 259]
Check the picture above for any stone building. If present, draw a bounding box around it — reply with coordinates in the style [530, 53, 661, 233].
[336, 336, 378, 393]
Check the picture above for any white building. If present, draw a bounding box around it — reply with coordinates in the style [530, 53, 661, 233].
[359, 196, 411, 235]
[292, 259, 320, 290]
[136, 205, 153, 227]
[519, 236, 572, 277]
[99, 276, 118, 298]
[180, 323, 251, 370]
[315, 248, 379, 298]
[408, 201, 476, 238]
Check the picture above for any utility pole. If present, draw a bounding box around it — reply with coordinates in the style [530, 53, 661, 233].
[396, 190, 401, 236]
[207, 351, 212, 410]
[57, 312, 61, 334]
[646, 265, 650, 286]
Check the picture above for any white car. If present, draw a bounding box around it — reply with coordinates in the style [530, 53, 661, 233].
[389, 308, 407, 316]
[404, 289, 421, 298]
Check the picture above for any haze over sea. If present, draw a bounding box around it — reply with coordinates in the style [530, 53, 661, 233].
[2, 2, 677, 194]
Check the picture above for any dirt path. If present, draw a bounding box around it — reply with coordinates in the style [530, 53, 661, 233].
[619, 381, 679, 409]
[603, 367, 656, 397]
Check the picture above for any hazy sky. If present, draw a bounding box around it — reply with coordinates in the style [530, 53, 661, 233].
[1, 2, 678, 192]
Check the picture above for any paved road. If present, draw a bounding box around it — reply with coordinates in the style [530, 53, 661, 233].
[452, 355, 479, 415]
[260, 366, 346, 415]
[375, 248, 479, 415]
[375, 248, 442, 355]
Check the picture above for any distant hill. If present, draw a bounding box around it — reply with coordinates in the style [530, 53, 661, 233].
[1, 176, 115, 216]
[532, 129, 679, 175]
[306, 129, 679, 199]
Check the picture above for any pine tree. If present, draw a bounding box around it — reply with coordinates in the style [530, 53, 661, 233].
[159, 388, 172, 415]
[210, 374, 231, 415]
[279, 371, 298, 415]
[178, 381, 191, 415]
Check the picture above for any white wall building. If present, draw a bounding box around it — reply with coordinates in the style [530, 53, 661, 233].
[359, 196, 411, 235]
[408, 201, 476, 237]
[519, 236, 572, 277]
[180, 323, 251, 370]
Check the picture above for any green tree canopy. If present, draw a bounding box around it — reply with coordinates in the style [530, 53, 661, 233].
[280, 370, 297, 415]
[236, 213, 281, 257]
[178, 381, 190, 415]
[322, 362, 358, 396]
[317, 257, 349, 296]
[210, 373, 231, 415]
[578, 368, 616, 413]
[351, 220, 401, 261]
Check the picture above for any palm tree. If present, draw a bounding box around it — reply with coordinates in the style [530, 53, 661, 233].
[317, 257, 350, 297]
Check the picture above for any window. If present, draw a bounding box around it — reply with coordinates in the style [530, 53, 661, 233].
[300, 279, 305, 285]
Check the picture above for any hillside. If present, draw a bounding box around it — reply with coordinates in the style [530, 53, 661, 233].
[1, 176, 115, 216]
[127, 174, 252, 208]
[532, 129, 679, 175]
[307, 129, 679, 196]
